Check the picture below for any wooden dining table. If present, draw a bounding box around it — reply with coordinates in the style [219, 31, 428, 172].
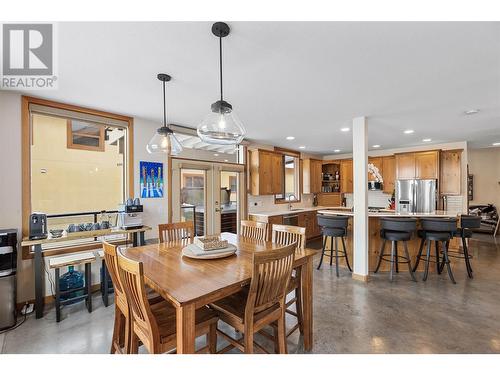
[122, 232, 316, 354]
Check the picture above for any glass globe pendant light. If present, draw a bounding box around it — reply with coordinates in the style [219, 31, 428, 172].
[146, 73, 183, 155]
[197, 22, 246, 145]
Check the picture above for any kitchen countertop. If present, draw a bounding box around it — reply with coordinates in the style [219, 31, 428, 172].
[317, 209, 463, 218]
[249, 206, 351, 217]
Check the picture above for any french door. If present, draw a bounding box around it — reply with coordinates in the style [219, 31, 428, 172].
[170, 159, 246, 236]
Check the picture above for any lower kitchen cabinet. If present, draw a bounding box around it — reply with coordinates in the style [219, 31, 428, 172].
[249, 214, 283, 241]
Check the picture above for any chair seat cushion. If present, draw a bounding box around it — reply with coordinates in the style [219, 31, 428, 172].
[210, 289, 280, 326]
[380, 229, 411, 241]
[321, 228, 346, 237]
[150, 301, 218, 342]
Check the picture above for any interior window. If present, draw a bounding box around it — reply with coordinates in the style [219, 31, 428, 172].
[275, 154, 300, 202]
[67, 120, 106, 151]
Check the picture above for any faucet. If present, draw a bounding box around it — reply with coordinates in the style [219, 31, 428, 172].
[287, 193, 297, 210]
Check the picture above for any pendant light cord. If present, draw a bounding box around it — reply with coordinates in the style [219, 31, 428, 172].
[219, 36, 223, 102]
[162, 79, 167, 127]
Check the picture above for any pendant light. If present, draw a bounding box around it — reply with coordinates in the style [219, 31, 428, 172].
[197, 22, 246, 145]
[146, 73, 183, 155]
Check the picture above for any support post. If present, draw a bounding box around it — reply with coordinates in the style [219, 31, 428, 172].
[352, 116, 369, 281]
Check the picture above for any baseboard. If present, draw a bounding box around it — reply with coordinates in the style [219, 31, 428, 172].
[352, 273, 370, 282]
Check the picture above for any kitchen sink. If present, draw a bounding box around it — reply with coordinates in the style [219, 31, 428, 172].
[288, 208, 304, 211]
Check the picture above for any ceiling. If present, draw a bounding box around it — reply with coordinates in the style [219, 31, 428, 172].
[15, 22, 500, 155]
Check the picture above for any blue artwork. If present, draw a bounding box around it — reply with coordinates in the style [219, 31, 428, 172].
[140, 161, 164, 198]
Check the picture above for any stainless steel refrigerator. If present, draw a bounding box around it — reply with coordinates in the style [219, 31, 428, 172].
[395, 179, 437, 214]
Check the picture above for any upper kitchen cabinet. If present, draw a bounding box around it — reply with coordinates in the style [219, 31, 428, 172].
[381, 156, 396, 194]
[395, 151, 440, 180]
[303, 158, 323, 194]
[249, 149, 284, 195]
[340, 159, 353, 193]
[440, 149, 462, 195]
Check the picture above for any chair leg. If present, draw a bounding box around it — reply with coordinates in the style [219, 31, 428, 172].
[423, 240, 431, 281]
[329, 236, 334, 266]
[341, 237, 352, 272]
[85, 263, 92, 313]
[462, 236, 474, 278]
[208, 322, 217, 354]
[413, 238, 425, 272]
[129, 333, 139, 354]
[442, 241, 457, 284]
[390, 241, 395, 281]
[403, 241, 417, 282]
[317, 236, 327, 270]
[435, 241, 441, 274]
[244, 325, 254, 354]
[272, 324, 279, 353]
[334, 237, 339, 277]
[295, 285, 304, 334]
[277, 309, 288, 354]
[110, 306, 121, 354]
[394, 241, 399, 273]
[374, 239, 386, 273]
[123, 312, 131, 354]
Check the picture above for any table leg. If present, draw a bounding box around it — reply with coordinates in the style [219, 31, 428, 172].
[34, 244, 44, 319]
[175, 303, 196, 354]
[132, 232, 138, 247]
[102, 260, 109, 307]
[139, 231, 145, 246]
[301, 257, 313, 352]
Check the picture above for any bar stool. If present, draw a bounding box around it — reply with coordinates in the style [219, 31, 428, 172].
[443, 215, 481, 279]
[317, 215, 352, 277]
[374, 218, 417, 281]
[413, 217, 458, 284]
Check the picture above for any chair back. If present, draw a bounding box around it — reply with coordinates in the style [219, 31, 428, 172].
[460, 215, 481, 229]
[117, 250, 158, 352]
[158, 221, 194, 243]
[272, 224, 306, 250]
[102, 241, 127, 314]
[421, 217, 457, 232]
[240, 220, 268, 241]
[317, 215, 349, 230]
[380, 217, 417, 233]
[247, 244, 296, 314]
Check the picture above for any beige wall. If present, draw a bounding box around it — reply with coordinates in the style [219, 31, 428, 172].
[468, 147, 500, 209]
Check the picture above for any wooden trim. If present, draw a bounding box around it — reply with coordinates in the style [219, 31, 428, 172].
[21, 95, 134, 259]
[273, 146, 300, 157]
[66, 119, 105, 152]
[23, 239, 128, 260]
[352, 273, 370, 282]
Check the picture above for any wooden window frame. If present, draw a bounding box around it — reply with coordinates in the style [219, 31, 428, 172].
[66, 119, 105, 152]
[274, 147, 302, 204]
[21, 96, 134, 259]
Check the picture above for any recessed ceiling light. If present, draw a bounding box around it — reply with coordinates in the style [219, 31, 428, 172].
[214, 153, 219, 157]
[340, 127, 350, 132]
[286, 136, 295, 140]
[493, 142, 500, 146]
[334, 149, 341, 153]
[422, 138, 432, 142]
[404, 129, 414, 134]
[372, 144, 381, 148]
[299, 146, 306, 149]
[465, 109, 479, 115]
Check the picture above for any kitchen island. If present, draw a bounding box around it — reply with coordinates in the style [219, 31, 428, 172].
[316, 209, 464, 272]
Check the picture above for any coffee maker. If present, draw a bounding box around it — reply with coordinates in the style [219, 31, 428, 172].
[117, 199, 143, 229]
[29, 213, 47, 240]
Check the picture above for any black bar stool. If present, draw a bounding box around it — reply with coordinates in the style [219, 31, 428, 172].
[374, 218, 417, 281]
[413, 217, 458, 284]
[442, 215, 481, 279]
[317, 215, 352, 277]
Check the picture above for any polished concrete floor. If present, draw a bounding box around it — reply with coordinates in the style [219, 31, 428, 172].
[1, 234, 499, 354]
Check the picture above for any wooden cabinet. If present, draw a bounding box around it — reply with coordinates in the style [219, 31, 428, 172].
[318, 192, 341, 206]
[249, 149, 284, 195]
[303, 158, 322, 194]
[340, 159, 353, 193]
[298, 211, 321, 239]
[395, 151, 439, 180]
[249, 214, 282, 241]
[368, 157, 383, 181]
[440, 150, 462, 195]
[382, 156, 396, 194]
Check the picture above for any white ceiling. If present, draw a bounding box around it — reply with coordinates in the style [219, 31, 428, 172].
[16, 21, 500, 154]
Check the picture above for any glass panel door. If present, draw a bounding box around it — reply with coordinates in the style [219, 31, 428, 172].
[180, 168, 206, 236]
[218, 170, 239, 234]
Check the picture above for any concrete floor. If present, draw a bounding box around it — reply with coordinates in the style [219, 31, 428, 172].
[1, 234, 499, 354]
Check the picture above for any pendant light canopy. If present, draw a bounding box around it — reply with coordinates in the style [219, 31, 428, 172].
[197, 22, 246, 145]
[147, 73, 183, 155]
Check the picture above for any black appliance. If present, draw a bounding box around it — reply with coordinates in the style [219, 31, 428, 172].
[0, 229, 17, 330]
[29, 213, 47, 240]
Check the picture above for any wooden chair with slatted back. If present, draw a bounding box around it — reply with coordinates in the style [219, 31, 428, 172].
[240, 220, 268, 241]
[116, 249, 219, 354]
[210, 243, 296, 354]
[158, 221, 195, 243]
[271, 224, 306, 339]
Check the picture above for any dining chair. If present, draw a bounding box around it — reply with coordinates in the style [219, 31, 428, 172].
[116, 249, 219, 354]
[210, 243, 296, 354]
[240, 220, 268, 241]
[158, 221, 195, 243]
[103, 241, 164, 354]
[271, 224, 306, 338]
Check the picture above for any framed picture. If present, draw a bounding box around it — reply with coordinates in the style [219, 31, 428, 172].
[140, 161, 164, 198]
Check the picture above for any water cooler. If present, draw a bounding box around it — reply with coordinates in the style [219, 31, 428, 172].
[0, 229, 17, 330]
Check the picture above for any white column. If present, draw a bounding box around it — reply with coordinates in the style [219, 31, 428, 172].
[352, 116, 369, 280]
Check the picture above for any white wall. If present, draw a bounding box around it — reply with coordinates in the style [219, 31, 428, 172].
[468, 147, 500, 209]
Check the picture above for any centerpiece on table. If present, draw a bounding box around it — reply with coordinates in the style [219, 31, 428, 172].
[182, 234, 237, 260]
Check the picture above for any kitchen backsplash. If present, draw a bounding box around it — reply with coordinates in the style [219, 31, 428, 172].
[248, 194, 314, 213]
[343, 190, 392, 208]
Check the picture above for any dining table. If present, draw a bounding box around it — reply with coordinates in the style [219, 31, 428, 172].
[122, 232, 316, 354]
